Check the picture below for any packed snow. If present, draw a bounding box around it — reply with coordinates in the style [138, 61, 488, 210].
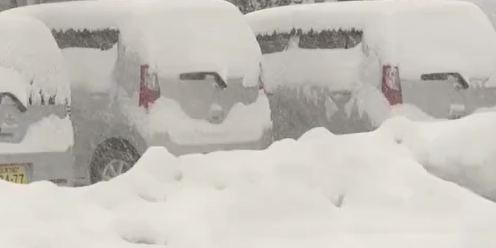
[6, 0, 262, 88]
[0, 116, 73, 154]
[0, 14, 70, 104]
[247, 0, 496, 83]
[0, 67, 29, 107]
[397, 113, 496, 201]
[62, 46, 117, 93]
[261, 45, 363, 91]
[119, 92, 272, 145]
[1, 113, 496, 247]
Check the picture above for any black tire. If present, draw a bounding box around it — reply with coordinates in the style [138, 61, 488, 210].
[90, 138, 141, 184]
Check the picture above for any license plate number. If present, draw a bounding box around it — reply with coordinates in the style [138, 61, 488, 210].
[0, 164, 27, 184]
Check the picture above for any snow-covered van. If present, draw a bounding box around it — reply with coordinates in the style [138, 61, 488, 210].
[0, 14, 73, 185]
[6, 0, 272, 185]
[246, 1, 496, 135]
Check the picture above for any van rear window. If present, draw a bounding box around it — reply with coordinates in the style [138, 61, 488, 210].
[256, 32, 290, 54]
[299, 29, 363, 49]
[51, 28, 119, 50]
[256, 28, 363, 54]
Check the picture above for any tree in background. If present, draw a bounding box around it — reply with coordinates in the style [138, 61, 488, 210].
[0, 0, 356, 13]
[230, 0, 356, 14]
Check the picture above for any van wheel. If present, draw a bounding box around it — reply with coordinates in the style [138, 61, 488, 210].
[90, 138, 141, 183]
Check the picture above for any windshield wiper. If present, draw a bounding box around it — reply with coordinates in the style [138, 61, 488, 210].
[0, 92, 27, 113]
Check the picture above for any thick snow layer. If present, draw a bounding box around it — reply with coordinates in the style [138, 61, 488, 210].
[119, 92, 272, 145]
[0, 116, 73, 154]
[0, 67, 29, 107]
[7, 0, 261, 87]
[62, 46, 117, 93]
[1, 116, 496, 247]
[0, 14, 70, 104]
[247, 0, 496, 81]
[392, 113, 496, 201]
[261, 45, 362, 91]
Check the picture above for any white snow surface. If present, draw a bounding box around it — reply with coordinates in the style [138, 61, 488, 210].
[261, 45, 363, 91]
[6, 0, 261, 87]
[247, 0, 496, 81]
[1, 114, 496, 247]
[62, 46, 117, 93]
[0, 67, 29, 107]
[0, 116, 73, 154]
[0, 14, 70, 104]
[120, 92, 272, 145]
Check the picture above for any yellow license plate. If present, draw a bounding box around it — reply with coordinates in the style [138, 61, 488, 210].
[0, 164, 27, 184]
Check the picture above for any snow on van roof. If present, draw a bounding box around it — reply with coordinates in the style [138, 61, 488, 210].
[6, 0, 261, 86]
[0, 14, 69, 104]
[246, 1, 496, 80]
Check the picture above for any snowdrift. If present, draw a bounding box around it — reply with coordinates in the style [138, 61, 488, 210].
[1, 113, 496, 247]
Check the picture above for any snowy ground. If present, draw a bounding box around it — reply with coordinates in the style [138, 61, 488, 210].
[1, 112, 496, 248]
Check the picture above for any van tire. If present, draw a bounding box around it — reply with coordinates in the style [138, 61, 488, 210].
[89, 138, 141, 183]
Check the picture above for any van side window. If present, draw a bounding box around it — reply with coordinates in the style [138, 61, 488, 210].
[51, 28, 119, 50]
[299, 29, 363, 49]
[256, 31, 290, 54]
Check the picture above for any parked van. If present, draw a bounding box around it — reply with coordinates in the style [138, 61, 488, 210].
[0, 14, 73, 185]
[246, 1, 496, 139]
[6, 0, 272, 185]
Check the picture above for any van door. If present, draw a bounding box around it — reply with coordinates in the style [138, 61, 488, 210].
[400, 73, 496, 119]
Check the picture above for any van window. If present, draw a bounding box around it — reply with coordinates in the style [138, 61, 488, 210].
[256, 28, 363, 54]
[51, 29, 119, 50]
[299, 29, 363, 49]
[256, 32, 290, 54]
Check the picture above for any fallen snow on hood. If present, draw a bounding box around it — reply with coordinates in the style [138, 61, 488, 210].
[0, 14, 70, 104]
[1, 113, 496, 247]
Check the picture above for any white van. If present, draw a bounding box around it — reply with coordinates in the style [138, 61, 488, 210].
[0, 14, 73, 185]
[246, 1, 496, 138]
[7, 0, 272, 185]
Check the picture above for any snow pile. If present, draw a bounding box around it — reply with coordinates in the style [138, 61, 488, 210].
[262, 45, 363, 91]
[393, 113, 496, 201]
[0, 14, 70, 104]
[247, 0, 496, 83]
[6, 0, 261, 87]
[119, 92, 272, 145]
[0, 116, 73, 153]
[1, 114, 496, 247]
[62, 46, 117, 93]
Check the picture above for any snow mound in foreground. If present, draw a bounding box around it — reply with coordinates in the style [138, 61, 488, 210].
[1, 114, 496, 247]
